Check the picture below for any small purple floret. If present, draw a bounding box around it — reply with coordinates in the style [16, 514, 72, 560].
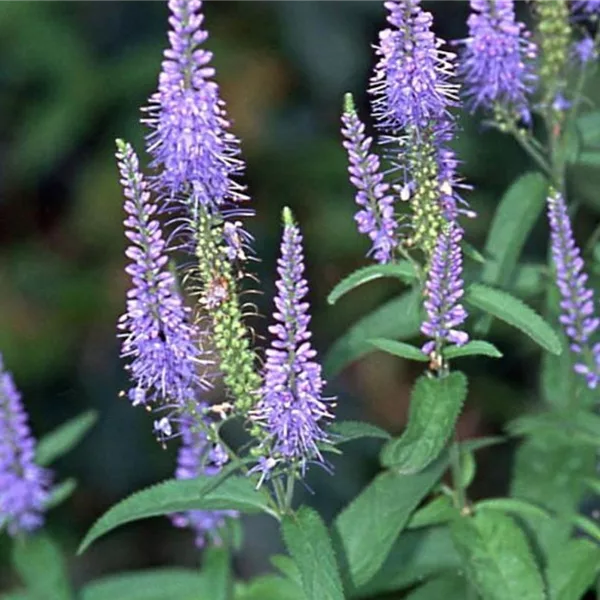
[0, 355, 50, 536]
[421, 222, 469, 355]
[547, 190, 600, 388]
[116, 140, 205, 407]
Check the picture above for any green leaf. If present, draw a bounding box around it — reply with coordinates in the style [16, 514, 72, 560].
[380, 372, 468, 473]
[324, 289, 422, 377]
[78, 474, 273, 554]
[327, 262, 417, 305]
[407, 496, 457, 529]
[576, 110, 600, 148]
[481, 172, 548, 289]
[201, 547, 230, 600]
[282, 507, 344, 600]
[36, 410, 98, 466]
[234, 575, 307, 600]
[45, 478, 77, 510]
[443, 340, 503, 360]
[466, 284, 562, 355]
[81, 569, 208, 600]
[403, 574, 468, 600]
[369, 338, 428, 362]
[334, 455, 448, 588]
[330, 421, 391, 443]
[475, 498, 551, 521]
[355, 526, 461, 597]
[451, 511, 545, 600]
[12, 532, 73, 600]
[546, 538, 600, 600]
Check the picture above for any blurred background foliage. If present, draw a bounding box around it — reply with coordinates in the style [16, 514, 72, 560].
[1, 0, 599, 595]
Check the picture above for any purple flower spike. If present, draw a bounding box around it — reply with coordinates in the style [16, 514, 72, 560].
[421, 222, 469, 355]
[0, 355, 50, 536]
[251, 208, 334, 476]
[573, 0, 600, 15]
[144, 0, 245, 208]
[341, 94, 398, 263]
[574, 37, 597, 63]
[370, 0, 458, 134]
[171, 412, 236, 547]
[547, 190, 600, 388]
[116, 140, 207, 408]
[459, 0, 536, 119]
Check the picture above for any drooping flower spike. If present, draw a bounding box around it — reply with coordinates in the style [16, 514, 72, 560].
[116, 139, 207, 409]
[459, 0, 537, 121]
[547, 189, 600, 388]
[251, 208, 334, 478]
[171, 411, 237, 547]
[0, 354, 51, 536]
[144, 0, 246, 210]
[421, 222, 469, 357]
[341, 93, 398, 264]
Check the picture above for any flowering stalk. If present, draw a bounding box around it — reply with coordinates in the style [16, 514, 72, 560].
[144, 0, 246, 210]
[420, 221, 469, 363]
[171, 411, 237, 547]
[116, 139, 206, 409]
[547, 189, 600, 388]
[341, 93, 397, 264]
[251, 208, 334, 488]
[459, 0, 537, 123]
[0, 355, 51, 536]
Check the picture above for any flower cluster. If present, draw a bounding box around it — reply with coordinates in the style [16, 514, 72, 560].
[144, 0, 245, 209]
[420, 222, 469, 357]
[547, 190, 600, 388]
[573, 0, 600, 15]
[0, 355, 50, 536]
[251, 209, 334, 478]
[116, 139, 206, 410]
[459, 0, 537, 121]
[341, 94, 397, 263]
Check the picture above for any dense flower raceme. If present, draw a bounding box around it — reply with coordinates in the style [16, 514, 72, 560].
[251, 209, 334, 478]
[0, 355, 50, 536]
[459, 0, 536, 120]
[341, 94, 398, 264]
[116, 140, 207, 409]
[370, 0, 458, 134]
[144, 0, 246, 209]
[171, 411, 237, 547]
[547, 190, 600, 388]
[421, 222, 469, 356]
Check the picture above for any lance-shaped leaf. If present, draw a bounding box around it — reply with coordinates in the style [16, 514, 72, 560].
[466, 284, 562, 355]
[334, 455, 448, 589]
[403, 574, 468, 600]
[36, 410, 98, 467]
[324, 289, 421, 377]
[443, 341, 502, 360]
[451, 510, 545, 600]
[282, 507, 344, 600]
[78, 473, 273, 554]
[45, 478, 77, 510]
[380, 372, 468, 473]
[234, 575, 307, 600]
[369, 339, 428, 362]
[327, 262, 417, 306]
[330, 421, 391, 444]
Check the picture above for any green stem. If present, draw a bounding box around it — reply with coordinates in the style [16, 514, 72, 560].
[284, 470, 296, 515]
[450, 436, 466, 511]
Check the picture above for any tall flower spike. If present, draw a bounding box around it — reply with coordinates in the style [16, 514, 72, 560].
[547, 189, 600, 388]
[341, 93, 398, 264]
[0, 355, 50, 536]
[171, 411, 237, 547]
[144, 0, 246, 208]
[251, 208, 334, 477]
[421, 222, 469, 356]
[370, 0, 458, 134]
[459, 0, 537, 121]
[116, 139, 206, 408]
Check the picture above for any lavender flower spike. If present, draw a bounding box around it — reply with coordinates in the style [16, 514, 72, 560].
[251, 208, 334, 476]
[459, 0, 536, 120]
[144, 0, 245, 208]
[116, 139, 206, 408]
[573, 0, 600, 15]
[370, 0, 458, 134]
[171, 412, 237, 547]
[341, 93, 397, 264]
[547, 189, 600, 388]
[0, 354, 50, 536]
[421, 222, 469, 356]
